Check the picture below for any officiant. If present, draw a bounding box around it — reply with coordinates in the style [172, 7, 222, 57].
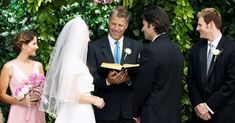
[87, 6, 142, 123]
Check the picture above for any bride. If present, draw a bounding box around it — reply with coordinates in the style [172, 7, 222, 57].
[40, 16, 105, 123]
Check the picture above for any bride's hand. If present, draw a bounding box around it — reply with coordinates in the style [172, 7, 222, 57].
[92, 96, 105, 109]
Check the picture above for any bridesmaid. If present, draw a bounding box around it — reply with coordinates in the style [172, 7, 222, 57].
[0, 31, 46, 123]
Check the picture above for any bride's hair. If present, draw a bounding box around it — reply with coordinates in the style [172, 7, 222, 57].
[40, 16, 90, 116]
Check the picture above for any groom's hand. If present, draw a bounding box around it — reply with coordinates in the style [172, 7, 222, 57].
[133, 117, 140, 123]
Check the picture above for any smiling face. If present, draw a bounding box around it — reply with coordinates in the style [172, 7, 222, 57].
[196, 17, 212, 40]
[22, 36, 38, 56]
[108, 15, 128, 40]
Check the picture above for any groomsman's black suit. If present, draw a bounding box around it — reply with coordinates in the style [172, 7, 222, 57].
[87, 36, 142, 122]
[133, 34, 184, 123]
[187, 36, 235, 123]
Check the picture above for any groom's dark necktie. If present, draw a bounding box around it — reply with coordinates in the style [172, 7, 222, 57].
[207, 43, 213, 75]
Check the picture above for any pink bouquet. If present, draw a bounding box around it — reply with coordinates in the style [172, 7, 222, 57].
[15, 73, 45, 101]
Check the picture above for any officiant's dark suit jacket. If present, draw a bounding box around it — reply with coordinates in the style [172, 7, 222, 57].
[187, 36, 235, 123]
[87, 36, 142, 121]
[133, 34, 184, 123]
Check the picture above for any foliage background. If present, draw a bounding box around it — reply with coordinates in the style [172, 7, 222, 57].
[0, 0, 234, 123]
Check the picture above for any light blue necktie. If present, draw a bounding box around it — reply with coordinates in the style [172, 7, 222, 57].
[114, 41, 120, 64]
[207, 43, 213, 75]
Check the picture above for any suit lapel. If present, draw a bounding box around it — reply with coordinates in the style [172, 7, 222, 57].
[199, 43, 207, 84]
[101, 37, 115, 63]
[206, 37, 225, 80]
[121, 37, 132, 64]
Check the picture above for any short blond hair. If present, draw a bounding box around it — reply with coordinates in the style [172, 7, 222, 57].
[197, 8, 221, 29]
[109, 6, 131, 23]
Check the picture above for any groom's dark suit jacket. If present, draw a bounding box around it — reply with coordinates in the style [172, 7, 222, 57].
[87, 36, 142, 121]
[187, 36, 235, 123]
[133, 34, 184, 123]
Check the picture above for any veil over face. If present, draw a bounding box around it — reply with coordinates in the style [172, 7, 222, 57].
[40, 16, 91, 116]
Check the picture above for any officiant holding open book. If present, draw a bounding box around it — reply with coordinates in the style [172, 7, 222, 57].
[87, 6, 142, 123]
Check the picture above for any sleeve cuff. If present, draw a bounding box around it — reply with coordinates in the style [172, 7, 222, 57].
[126, 80, 132, 86]
[204, 103, 214, 114]
[106, 79, 111, 86]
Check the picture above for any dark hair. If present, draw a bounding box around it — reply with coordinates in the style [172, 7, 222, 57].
[13, 31, 37, 53]
[197, 8, 222, 30]
[109, 6, 131, 23]
[142, 6, 171, 34]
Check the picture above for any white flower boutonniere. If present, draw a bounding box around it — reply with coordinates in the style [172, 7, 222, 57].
[213, 49, 223, 61]
[124, 48, 132, 60]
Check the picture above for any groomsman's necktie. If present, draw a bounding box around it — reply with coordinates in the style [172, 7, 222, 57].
[114, 41, 120, 64]
[207, 43, 213, 74]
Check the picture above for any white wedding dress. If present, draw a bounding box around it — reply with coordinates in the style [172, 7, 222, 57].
[40, 16, 95, 123]
[55, 102, 95, 123]
[54, 60, 96, 123]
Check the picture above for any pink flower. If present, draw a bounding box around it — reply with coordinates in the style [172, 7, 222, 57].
[15, 73, 45, 101]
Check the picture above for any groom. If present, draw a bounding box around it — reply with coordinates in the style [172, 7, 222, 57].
[133, 6, 184, 123]
[87, 6, 142, 123]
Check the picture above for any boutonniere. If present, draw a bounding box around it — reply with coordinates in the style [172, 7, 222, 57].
[124, 48, 132, 60]
[213, 48, 223, 61]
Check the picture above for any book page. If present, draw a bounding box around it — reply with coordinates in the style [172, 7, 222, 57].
[123, 64, 139, 68]
[100, 63, 122, 70]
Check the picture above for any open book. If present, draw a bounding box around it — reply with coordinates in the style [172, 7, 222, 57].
[99, 62, 139, 76]
[100, 62, 139, 71]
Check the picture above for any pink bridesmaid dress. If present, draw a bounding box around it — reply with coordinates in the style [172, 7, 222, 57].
[7, 61, 45, 123]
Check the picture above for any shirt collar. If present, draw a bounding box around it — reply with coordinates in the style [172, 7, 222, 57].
[208, 33, 222, 48]
[152, 32, 166, 42]
[108, 34, 124, 44]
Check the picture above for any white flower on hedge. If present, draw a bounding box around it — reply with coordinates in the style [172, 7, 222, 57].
[124, 48, 132, 60]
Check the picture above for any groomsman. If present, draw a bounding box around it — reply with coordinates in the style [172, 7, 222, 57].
[187, 8, 235, 123]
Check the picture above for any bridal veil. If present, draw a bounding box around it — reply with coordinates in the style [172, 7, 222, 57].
[40, 16, 91, 116]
